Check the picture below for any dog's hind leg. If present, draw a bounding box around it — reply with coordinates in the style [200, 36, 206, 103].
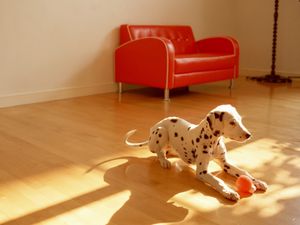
[149, 126, 171, 169]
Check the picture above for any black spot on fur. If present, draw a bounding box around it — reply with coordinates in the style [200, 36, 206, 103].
[214, 113, 220, 119]
[207, 117, 212, 130]
[199, 172, 202, 175]
[201, 128, 205, 133]
[139, 144, 143, 147]
[191, 149, 197, 159]
[188, 159, 192, 164]
[196, 138, 200, 143]
[230, 121, 236, 126]
[199, 162, 202, 165]
[224, 169, 228, 173]
[171, 119, 178, 123]
[192, 140, 194, 145]
[210, 135, 212, 139]
[204, 134, 209, 139]
[156, 140, 159, 144]
[236, 174, 240, 177]
[203, 170, 207, 174]
[203, 150, 208, 154]
[174, 132, 178, 137]
[220, 112, 225, 122]
[181, 137, 184, 141]
[224, 165, 230, 169]
[203, 145, 207, 149]
[158, 133, 162, 138]
[213, 130, 220, 137]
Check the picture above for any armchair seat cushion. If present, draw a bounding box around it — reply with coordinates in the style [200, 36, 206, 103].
[174, 53, 236, 74]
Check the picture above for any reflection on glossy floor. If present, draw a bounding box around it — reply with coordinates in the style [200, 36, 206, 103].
[0, 78, 299, 225]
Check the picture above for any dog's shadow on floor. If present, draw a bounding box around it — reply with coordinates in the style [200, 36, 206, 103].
[89, 156, 236, 225]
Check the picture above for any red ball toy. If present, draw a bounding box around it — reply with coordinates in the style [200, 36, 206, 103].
[236, 175, 256, 193]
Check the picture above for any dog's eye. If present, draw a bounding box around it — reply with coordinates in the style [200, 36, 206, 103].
[230, 121, 236, 126]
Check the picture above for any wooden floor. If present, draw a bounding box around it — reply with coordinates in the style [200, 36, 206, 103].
[0, 78, 299, 225]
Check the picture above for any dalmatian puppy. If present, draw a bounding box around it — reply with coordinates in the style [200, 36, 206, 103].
[125, 104, 268, 201]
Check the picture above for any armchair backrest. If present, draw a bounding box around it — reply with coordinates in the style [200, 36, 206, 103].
[120, 24, 196, 54]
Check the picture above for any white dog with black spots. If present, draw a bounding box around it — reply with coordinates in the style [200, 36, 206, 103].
[125, 104, 268, 201]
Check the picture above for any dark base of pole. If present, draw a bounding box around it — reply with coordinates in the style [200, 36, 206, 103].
[247, 74, 292, 83]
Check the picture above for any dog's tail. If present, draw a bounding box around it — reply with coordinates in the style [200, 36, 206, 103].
[125, 129, 149, 147]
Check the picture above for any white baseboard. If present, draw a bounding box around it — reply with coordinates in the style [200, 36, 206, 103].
[0, 83, 117, 108]
[1, 68, 299, 108]
[240, 68, 300, 77]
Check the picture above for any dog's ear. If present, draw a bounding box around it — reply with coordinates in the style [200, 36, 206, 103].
[216, 112, 225, 122]
[207, 111, 225, 125]
[206, 113, 214, 130]
[206, 111, 225, 136]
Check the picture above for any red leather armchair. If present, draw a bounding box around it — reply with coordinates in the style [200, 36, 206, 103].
[115, 25, 239, 100]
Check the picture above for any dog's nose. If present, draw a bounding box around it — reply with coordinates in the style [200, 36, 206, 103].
[245, 133, 251, 139]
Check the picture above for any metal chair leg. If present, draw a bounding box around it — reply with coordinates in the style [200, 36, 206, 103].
[164, 88, 170, 101]
[229, 79, 233, 89]
[118, 83, 122, 94]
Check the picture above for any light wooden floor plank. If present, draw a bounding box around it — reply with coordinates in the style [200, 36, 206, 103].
[0, 78, 299, 225]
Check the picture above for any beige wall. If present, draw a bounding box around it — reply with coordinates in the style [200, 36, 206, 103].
[0, 0, 299, 107]
[236, 0, 300, 76]
[0, 0, 235, 107]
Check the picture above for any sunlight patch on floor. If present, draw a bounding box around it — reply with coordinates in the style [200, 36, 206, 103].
[71, 189, 131, 225]
[232, 184, 300, 219]
[2, 138, 299, 225]
[228, 138, 300, 219]
[0, 161, 117, 225]
[166, 138, 300, 221]
[170, 190, 220, 212]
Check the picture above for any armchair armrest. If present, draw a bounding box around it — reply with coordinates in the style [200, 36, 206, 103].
[115, 37, 175, 89]
[195, 37, 239, 55]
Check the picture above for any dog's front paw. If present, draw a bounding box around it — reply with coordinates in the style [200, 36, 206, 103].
[253, 179, 268, 191]
[222, 188, 240, 201]
[159, 159, 171, 169]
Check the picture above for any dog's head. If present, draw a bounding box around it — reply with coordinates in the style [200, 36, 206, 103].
[206, 104, 251, 142]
